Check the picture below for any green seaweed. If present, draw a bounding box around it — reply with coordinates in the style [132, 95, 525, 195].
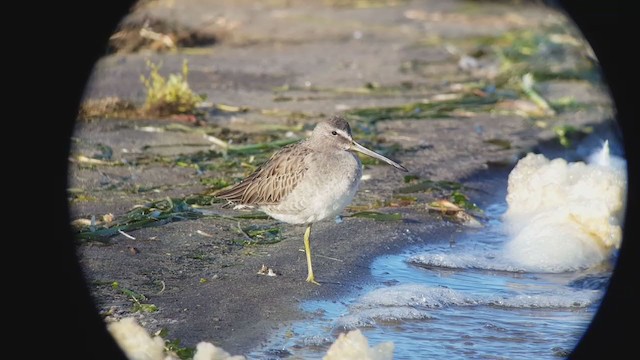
[158, 329, 196, 360]
[111, 281, 158, 313]
[273, 80, 437, 100]
[548, 98, 597, 114]
[235, 224, 284, 245]
[132, 303, 159, 313]
[199, 178, 231, 190]
[403, 175, 420, 183]
[387, 195, 418, 207]
[529, 68, 600, 82]
[190, 252, 209, 261]
[397, 179, 464, 194]
[94, 144, 114, 160]
[112, 281, 147, 301]
[348, 211, 403, 221]
[232, 212, 272, 220]
[484, 138, 512, 150]
[227, 138, 300, 155]
[434, 24, 603, 112]
[69, 191, 98, 203]
[450, 190, 480, 212]
[554, 125, 593, 148]
[520, 73, 555, 116]
[75, 197, 207, 241]
[345, 94, 500, 123]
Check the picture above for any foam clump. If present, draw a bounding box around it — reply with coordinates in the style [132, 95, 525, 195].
[503, 142, 626, 272]
[107, 317, 246, 360]
[107, 317, 171, 360]
[193, 342, 246, 360]
[323, 329, 394, 360]
[107, 317, 394, 360]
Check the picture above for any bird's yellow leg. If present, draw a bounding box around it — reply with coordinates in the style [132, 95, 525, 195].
[304, 224, 320, 285]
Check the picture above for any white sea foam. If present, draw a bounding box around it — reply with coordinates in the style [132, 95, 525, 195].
[485, 290, 601, 308]
[355, 284, 477, 308]
[336, 306, 433, 329]
[502, 141, 627, 272]
[337, 285, 461, 329]
[408, 251, 525, 272]
[341, 284, 600, 325]
[409, 141, 626, 273]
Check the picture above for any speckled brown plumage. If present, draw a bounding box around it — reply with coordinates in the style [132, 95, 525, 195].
[215, 143, 313, 206]
[214, 115, 407, 284]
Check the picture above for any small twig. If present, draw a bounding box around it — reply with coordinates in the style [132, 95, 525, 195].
[157, 280, 166, 295]
[204, 134, 230, 149]
[139, 27, 175, 49]
[296, 250, 342, 262]
[521, 73, 555, 115]
[196, 230, 214, 237]
[118, 229, 136, 240]
[237, 222, 253, 241]
[315, 254, 343, 262]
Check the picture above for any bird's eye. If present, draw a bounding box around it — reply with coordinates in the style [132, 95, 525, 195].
[331, 131, 338, 135]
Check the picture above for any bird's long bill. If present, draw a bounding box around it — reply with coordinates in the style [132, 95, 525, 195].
[351, 141, 408, 172]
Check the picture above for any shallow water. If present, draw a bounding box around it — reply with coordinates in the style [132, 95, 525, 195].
[248, 201, 613, 359]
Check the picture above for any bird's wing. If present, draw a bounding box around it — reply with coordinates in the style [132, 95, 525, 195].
[215, 144, 311, 205]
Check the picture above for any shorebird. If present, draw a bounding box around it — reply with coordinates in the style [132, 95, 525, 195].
[215, 115, 407, 284]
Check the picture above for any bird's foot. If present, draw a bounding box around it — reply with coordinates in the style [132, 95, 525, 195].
[306, 275, 321, 286]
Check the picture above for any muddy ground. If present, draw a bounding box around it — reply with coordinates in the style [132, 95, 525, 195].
[68, 0, 620, 356]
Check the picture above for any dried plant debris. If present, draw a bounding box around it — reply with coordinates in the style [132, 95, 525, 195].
[464, 26, 599, 83]
[394, 24, 606, 122]
[348, 211, 403, 221]
[427, 199, 482, 227]
[397, 176, 483, 224]
[108, 16, 220, 54]
[79, 59, 207, 120]
[71, 213, 115, 231]
[257, 264, 278, 277]
[78, 97, 139, 120]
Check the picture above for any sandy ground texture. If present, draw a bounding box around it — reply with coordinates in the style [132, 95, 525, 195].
[68, 0, 619, 356]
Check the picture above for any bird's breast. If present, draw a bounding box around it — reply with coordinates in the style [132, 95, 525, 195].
[261, 151, 362, 224]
